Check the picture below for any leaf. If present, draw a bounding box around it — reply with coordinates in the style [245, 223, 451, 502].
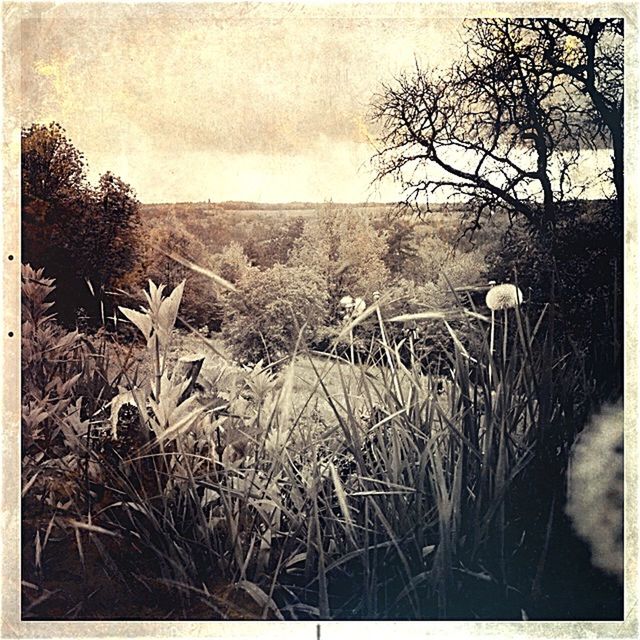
[69, 520, 119, 537]
[119, 307, 152, 341]
[157, 280, 185, 340]
[283, 552, 307, 570]
[22, 472, 40, 498]
[444, 320, 469, 358]
[389, 311, 449, 322]
[234, 580, 284, 620]
[164, 251, 238, 293]
[329, 462, 356, 546]
[34, 531, 42, 570]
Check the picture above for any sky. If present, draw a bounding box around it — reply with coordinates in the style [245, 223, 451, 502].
[12, 2, 467, 203]
[9, 2, 616, 205]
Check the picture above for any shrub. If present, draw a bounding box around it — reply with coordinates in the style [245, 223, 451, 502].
[223, 264, 329, 364]
[21, 264, 85, 455]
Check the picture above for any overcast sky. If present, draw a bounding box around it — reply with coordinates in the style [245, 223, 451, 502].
[13, 3, 467, 203]
[11, 2, 616, 205]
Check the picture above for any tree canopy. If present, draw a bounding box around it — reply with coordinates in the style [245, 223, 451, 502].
[22, 123, 142, 324]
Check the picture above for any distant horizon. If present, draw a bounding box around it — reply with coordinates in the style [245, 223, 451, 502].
[14, 3, 616, 205]
[139, 196, 611, 208]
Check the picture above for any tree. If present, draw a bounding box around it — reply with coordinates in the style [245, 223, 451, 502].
[372, 19, 623, 239]
[290, 205, 389, 317]
[371, 16, 624, 433]
[21, 123, 143, 324]
[374, 212, 421, 277]
[21, 122, 86, 204]
[135, 214, 223, 330]
[244, 216, 305, 268]
[223, 264, 329, 364]
[210, 241, 257, 285]
[79, 173, 142, 288]
[22, 123, 87, 273]
[535, 19, 623, 205]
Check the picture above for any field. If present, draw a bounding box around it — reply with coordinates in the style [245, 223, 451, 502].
[15, 11, 627, 629]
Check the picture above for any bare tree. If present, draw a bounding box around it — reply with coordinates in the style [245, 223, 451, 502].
[371, 19, 623, 240]
[536, 19, 623, 205]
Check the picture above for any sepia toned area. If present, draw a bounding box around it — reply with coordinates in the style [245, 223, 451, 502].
[2, 1, 638, 636]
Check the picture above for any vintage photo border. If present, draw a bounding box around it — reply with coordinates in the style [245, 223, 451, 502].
[1, 1, 638, 637]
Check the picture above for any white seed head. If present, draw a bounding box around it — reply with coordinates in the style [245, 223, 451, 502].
[485, 283, 523, 310]
[339, 295, 354, 308]
[566, 401, 623, 580]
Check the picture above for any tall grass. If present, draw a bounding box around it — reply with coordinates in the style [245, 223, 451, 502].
[22, 269, 603, 620]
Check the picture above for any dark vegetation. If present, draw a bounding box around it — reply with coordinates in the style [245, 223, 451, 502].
[20, 17, 624, 622]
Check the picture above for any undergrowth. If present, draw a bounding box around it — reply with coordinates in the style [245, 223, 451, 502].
[20, 263, 620, 620]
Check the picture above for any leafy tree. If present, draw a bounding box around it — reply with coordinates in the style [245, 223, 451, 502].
[21, 123, 143, 325]
[135, 215, 223, 330]
[290, 205, 389, 318]
[210, 241, 257, 286]
[21, 122, 86, 204]
[374, 213, 421, 277]
[22, 123, 88, 292]
[223, 264, 329, 364]
[79, 173, 142, 288]
[244, 216, 305, 268]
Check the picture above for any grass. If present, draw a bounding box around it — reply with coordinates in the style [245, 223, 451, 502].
[20, 270, 622, 621]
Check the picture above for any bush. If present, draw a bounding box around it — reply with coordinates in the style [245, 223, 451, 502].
[485, 201, 622, 397]
[223, 264, 329, 364]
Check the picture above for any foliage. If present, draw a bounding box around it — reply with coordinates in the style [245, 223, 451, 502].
[243, 216, 305, 268]
[21, 122, 86, 205]
[133, 215, 224, 330]
[117, 279, 207, 443]
[374, 213, 421, 277]
[210, 241, 258, 286]
[485, 200, 622, 396]
[21, 123, 142, 325]
[77, 172, 142, 287]
[290, 205, 390, 318]
[21, 266, 622, 621]
[21, 264, 85, 454]
[223, 264, 329, 364]
[19, 19, 623, 623]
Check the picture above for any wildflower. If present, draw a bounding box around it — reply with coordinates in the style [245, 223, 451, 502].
[485, 283, 523, 310]
[566, 401, 623, 581]
[353, 297, 366, 316]
[485, 283, 523, 386]
[339, 295, 355, 310]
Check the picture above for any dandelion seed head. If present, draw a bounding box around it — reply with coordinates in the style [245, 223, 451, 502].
[566, 400, 623, 580]
[485, 283, 523, 310]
